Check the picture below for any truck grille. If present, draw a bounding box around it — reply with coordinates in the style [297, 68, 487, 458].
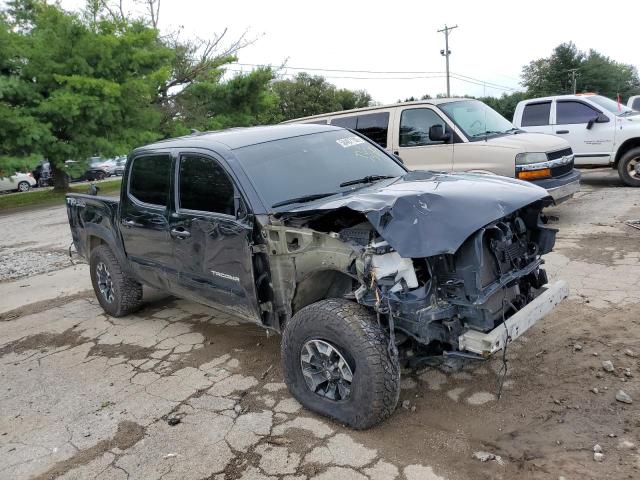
[547, 148, 573, 161]
[547, 148, 574, 177]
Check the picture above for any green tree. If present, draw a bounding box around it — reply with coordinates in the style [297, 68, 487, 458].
[0, 0, 173, 190]
[272, 73, 371, 120]
[522, 42, 640, 100]
[173, 67, 280, 133]
[478, 91, 529, 121]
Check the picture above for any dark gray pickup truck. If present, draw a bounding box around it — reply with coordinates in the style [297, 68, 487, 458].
[66, 124, 568, 428]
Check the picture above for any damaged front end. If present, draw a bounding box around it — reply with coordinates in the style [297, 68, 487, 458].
[354, 203, 566, 357]
[261, 172, 568, 358]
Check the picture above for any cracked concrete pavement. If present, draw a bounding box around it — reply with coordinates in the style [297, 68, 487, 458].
[1, 170, 639, 479]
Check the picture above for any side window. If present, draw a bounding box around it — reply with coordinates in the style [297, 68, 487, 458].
[179, 154, 235, 215]
[556, 101, 598, 124]
[632, 98, 640, 111]
[399, 109, 449, 147]
[521, 102, 551, 126]
[355, 112, 389, 147]
[331, 116, 357, 129]
[129, 154, 171, 207]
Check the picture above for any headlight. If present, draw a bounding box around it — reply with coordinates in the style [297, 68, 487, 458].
[515, 152, 547, 165]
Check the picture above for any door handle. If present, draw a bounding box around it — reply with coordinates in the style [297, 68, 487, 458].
[170, 227, 191, 239]
[122, 219, 142, 228]
[556, 130, 569, 134]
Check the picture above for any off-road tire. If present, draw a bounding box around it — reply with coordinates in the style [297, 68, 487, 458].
[282, 298, 400, 429]
[617, 147, 640, 187]
[89, 244, 143, 317]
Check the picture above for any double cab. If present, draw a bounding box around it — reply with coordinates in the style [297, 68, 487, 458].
[66, 124, 568, 428]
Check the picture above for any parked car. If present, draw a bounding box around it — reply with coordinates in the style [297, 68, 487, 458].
[114, 156, 127, 176]
[32, 160, 51, 187]
[66, 124, 568, 428]
[514, 94, 640, 187]
[0, 172, 37, 192]
[284, 98, 580, 203]
[85, 157, 117, 180]
[628, 95, 640, 111]
[32, 160, 85, 186]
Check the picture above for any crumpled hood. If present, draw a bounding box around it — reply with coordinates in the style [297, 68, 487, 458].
[283, 171, 552, 258]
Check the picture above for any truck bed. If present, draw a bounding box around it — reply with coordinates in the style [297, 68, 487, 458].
[66, 193, 121, 260]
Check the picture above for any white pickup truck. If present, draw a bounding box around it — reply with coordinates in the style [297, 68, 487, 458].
[513, 94, 640, 186]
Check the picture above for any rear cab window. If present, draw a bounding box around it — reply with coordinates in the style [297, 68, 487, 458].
[521, 102, 551, 126]
[128, 154, 172, 207]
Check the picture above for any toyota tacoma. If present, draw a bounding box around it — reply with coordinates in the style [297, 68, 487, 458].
[66, 124, 568, 428]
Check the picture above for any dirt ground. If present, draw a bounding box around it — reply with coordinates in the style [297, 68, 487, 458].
[0, 169, 638, 480]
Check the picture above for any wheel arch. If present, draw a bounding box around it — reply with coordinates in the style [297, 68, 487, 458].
[83, 225, 130, 274]
[291, 269, 356, 316]
[614, 137, 640, 167]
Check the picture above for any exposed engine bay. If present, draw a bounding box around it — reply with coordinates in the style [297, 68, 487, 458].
[256, 193, 557, 357]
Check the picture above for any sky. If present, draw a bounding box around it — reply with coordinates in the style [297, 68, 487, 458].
[58, 0, 640, 104]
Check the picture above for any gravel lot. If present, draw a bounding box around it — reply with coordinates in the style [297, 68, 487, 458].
[0, 170, 639, 480]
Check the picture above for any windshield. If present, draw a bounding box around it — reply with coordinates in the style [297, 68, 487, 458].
[587, 95, 634, 115]
[233, 130, 406, 209]
[439, 100, 515, 140]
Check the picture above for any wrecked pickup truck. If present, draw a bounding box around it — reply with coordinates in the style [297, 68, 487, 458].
[66, 124, 568, 429]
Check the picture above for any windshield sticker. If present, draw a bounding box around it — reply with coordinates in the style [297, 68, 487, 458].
[336, 136, 365, 148]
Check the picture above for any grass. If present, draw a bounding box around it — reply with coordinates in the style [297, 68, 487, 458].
[0, 178, 122, 212]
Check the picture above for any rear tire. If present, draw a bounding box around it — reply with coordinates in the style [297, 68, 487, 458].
[282, 298, 400, 429]
[617, 147, 640, 187]
[89, 244, 143, 317]
[17, 181, 30, 192]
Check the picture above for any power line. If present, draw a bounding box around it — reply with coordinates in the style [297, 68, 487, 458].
[229, 62, 446, 75]
[228, 62, 519, 90]
[225, 64, 520, 92]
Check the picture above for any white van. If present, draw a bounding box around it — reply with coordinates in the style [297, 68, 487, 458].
[284, 99, 580, 202]
[514, 94, 640, 187]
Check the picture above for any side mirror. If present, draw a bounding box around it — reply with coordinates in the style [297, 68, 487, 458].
[587, 113, 609, 129]
[428, 124, 452, 142]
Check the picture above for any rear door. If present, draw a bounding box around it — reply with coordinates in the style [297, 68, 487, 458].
[169, 151, 260, 322]
[391, 106, 455, 171]
[120, 152, 174, 289]
[552, 100, 613, 165]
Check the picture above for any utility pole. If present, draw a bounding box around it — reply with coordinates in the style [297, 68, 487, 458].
[438, 24, 458, 97]
[568, 68, 578, 94]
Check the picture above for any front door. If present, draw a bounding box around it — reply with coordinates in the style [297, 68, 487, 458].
[553, 100, 614, 165]
[393, 107, 455, 172]
[120, 153, 174, 289]
[170, 152, 260, 322]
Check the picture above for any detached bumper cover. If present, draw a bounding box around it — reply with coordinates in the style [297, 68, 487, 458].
[458, 280, 569, 356]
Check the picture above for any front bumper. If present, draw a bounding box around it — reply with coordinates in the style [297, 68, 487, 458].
[531, 170, 581, 204]
[458, 280, 569, 356]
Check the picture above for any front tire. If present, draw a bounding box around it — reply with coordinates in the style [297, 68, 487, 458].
[618, 147, 640, 187]
[89, 245, 143, 317]
[282, 299, 400, 429]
